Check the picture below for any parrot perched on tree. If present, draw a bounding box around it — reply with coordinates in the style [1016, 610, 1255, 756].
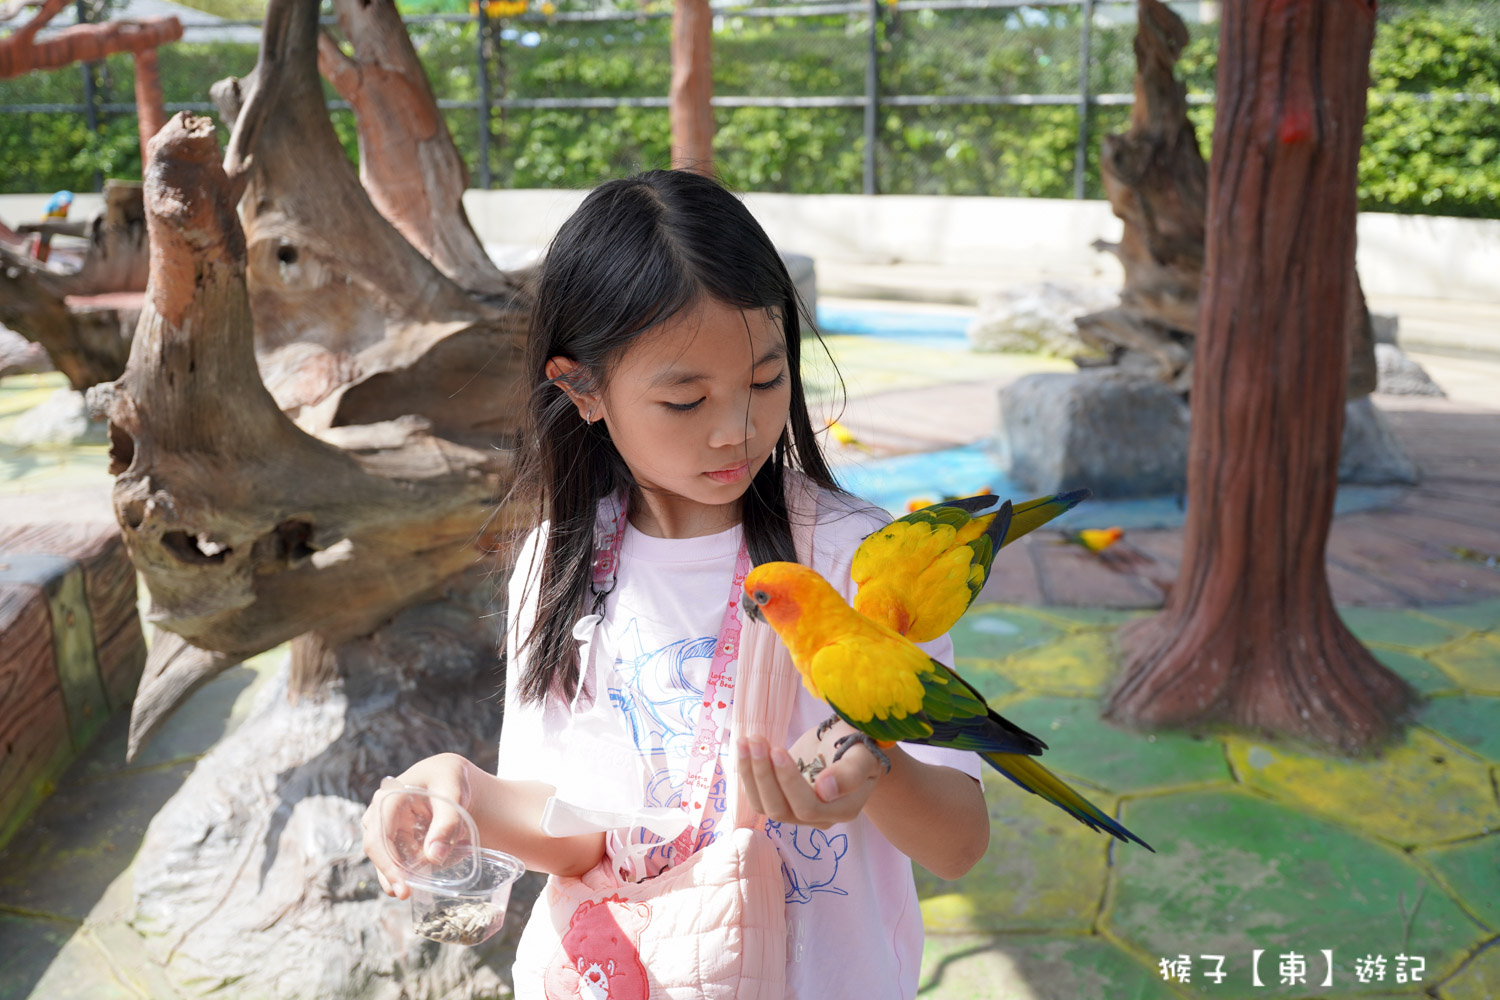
[740, 561, 1153, 851]
[43, 190, 73, 220]
[852, 488, 1091, 642]
[34, 190, 72, 263]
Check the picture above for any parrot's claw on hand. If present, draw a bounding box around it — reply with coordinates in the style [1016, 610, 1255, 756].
[815, 713, 843, 742]
[832, 732, 892, 775]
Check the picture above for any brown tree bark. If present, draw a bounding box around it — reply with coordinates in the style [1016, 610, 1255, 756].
[0, 0, 181, 78]
[1080, 0, 1376, 399]
[132, 47, 167, 156]
[670, 0, 714, 174]
[1104, 0, 1411, 754]
[316, 0, 513, 296]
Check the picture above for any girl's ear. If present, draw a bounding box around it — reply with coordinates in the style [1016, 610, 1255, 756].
[545, 356, 603, 423]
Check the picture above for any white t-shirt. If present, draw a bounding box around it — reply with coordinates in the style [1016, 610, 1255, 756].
[497, 489, 983, 1000]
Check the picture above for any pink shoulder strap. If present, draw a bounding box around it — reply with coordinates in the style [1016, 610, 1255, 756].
[729, 471, 820, 831]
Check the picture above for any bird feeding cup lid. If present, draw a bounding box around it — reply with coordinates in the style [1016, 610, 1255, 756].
[375, 778, 485, 891]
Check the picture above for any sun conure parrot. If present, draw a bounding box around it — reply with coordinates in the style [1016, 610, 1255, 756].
[852, 488, 1091, 642]
[826, 420, 872, 452]
[740, 562, 1153, 851]
[1061, 526, 1124, 554]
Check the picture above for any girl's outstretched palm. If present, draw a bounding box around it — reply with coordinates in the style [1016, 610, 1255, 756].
[736, 719, 886, 831]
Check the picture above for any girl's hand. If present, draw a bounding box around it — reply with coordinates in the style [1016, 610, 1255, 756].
[361, 753, 475, 900]
[737, 720, 887, 830]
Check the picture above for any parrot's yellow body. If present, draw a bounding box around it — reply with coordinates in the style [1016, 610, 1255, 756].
[742, 559, 1153, 851]
[852, 489, 1090, 642]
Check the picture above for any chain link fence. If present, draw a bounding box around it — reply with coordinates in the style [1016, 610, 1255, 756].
[2, 0, 1498, 213]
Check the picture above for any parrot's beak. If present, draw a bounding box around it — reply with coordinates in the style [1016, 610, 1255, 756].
[740, 591, 763, 622]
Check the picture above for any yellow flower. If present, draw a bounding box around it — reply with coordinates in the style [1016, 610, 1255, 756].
[485, 0, 527, 16]
[541, 0, 555, 13]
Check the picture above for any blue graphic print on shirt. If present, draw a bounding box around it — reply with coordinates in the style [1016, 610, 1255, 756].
[604, 619, 723, 870]
[764, 819, 850, 904]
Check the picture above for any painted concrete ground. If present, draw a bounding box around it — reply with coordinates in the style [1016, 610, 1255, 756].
[916, 601, 1500, 1000]
[3, 309, 1499, 998]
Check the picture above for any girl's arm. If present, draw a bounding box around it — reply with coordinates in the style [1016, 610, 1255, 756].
[362, 753, 606, 899]
[738, 722, 989, 881]
[861, 741, 989, 880]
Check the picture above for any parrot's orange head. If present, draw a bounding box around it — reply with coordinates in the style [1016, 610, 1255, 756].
[741, 561, 831, 629]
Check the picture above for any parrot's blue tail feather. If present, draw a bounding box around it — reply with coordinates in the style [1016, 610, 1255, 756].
[982, 751, 1154, 852]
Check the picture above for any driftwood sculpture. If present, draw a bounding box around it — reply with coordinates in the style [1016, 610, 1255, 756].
[0, 181, 150, 389]
[82, 0, 538, 992]
[1079, 0, 1376, 399]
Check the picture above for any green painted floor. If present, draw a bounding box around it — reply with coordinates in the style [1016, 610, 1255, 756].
[916, 602, 1500, 1000]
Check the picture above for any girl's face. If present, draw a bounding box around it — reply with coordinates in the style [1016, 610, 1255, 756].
[550, 297, 792, 536]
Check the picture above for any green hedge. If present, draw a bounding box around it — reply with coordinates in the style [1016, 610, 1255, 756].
[0, 7, 1495, 218]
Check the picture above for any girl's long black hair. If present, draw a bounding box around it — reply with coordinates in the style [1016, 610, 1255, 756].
[509, 169, 843, 705]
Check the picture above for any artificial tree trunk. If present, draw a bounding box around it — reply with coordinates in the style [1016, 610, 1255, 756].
[81, 0, 541, 989]
[1075, 0, 1203, 390]
[1080, 0, 1376, 399]
[1104, 0, 1411, 754]
[315, 0, 515, 296]
[670, 0, 714, 173]
[0, 0, 181, 79]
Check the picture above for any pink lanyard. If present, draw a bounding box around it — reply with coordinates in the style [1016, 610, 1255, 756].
[590, 493, 751, 866]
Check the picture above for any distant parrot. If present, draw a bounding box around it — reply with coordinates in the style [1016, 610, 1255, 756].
[826, 420, 871, 452]
[852, 488, 1090, 642]
[741, 561, 1153, 851]
[34, 190, 72, 263]
[43, 190, 73, 220]
[1061, 526, 1124, 554]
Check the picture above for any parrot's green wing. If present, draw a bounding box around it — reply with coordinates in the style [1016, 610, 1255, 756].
[828, 658, 1048, 758]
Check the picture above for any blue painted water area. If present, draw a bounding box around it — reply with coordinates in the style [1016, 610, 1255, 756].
[833, 441, 1407, 530]
[815, 303, 973, 348]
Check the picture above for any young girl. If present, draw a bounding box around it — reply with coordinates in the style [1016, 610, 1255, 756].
[362, 168, 988, 998]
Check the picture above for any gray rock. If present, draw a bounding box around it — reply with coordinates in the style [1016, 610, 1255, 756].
[0, 323, 52, 377]
[1000, 371, 1419, 499]
[1370, 312, 1399, 346]
[1339, 395, 1420, 485]
[1, 387, 94, 447]
[968, 282, 1116, 358]
[1000, 371, 1190, 499]
[1374, 342, 1445, 398]
[781, 250, 818, 335]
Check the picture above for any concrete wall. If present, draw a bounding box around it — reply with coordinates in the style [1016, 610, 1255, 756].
[465, 189, 1500, 305]
[8, 189, 1498, 304]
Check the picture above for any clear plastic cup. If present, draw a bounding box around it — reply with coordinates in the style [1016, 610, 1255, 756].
[375, 780, 525, 946]
[406, 847, 525, 946]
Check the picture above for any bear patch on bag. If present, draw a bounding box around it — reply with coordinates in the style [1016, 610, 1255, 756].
[543, 894, 652, 1000]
